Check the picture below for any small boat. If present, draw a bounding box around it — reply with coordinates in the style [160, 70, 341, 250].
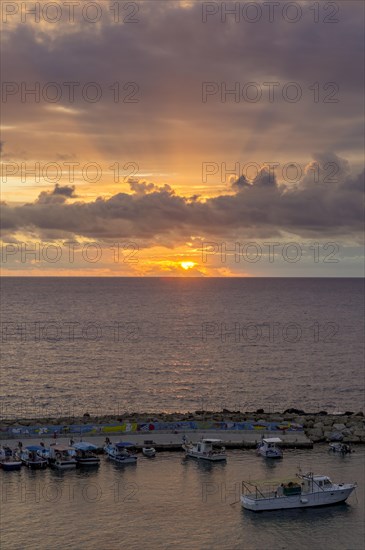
[329, 442, 353, 454]
[257, 437, 283, 459]
[142, 440, 156, 458]
[20, 445, 48, 469]
[104, 442, 138, 465]
[71, 442, 100, 467]
[183, 438, 227, 462]
[241, 471, 357, 511]
[48, 445, 77, 469]
[0, 446, 22, 471]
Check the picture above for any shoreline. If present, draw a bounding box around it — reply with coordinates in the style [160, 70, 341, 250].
[1, 409, 364, 445]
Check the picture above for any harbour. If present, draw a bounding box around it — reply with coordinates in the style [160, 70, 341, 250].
[1, 444, 364, 549]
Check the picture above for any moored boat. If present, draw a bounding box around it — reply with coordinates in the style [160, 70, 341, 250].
[142, 441, 156, 458]
[104, 442, 138, 465]
[20, 445, 48, 469]
[328, 442, 353, 454]
[241, 471, 357, 511]
[48, 445, 77, 469]
[183, 438, 227, 462]
[257, 437, 283, 459]
[0, 446, 22, 471]
[71, 442, 100, 467]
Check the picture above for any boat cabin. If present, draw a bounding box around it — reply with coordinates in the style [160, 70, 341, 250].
[197, 439, 222, 453]
[262, 437, 282, 448]
[302, 475, 333, 491]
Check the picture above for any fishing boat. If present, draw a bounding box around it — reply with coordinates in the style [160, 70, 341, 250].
[142, 440, 156, 458]
[20, 445, 48, 469]
[257, 437, 283, 458]
[48, 445, 77, 469]
[183, 438, 227, 462]
[328, 442, 353, 454]
[241, 471, 357, 511]
[71, 442, 100, 467]
[0, 446, 22, 471]
[104, 442, 138, 465]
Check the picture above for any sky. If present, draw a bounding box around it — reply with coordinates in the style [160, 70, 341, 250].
[0, 0, 364, 276]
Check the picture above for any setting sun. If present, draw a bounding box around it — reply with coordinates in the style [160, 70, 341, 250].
[180, 261, 196, 270]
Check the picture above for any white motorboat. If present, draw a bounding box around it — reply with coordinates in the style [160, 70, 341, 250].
[104, 442, 138, 465]
[48, 445, 77, 469]
[241, 471, 357, 511]
[71, 442, 100, 467]
[142, 441, 156, 458]
[20, 445, 48, 469]
[257, 437, 283, 459]
[328, 442, 353, 454]
[183, 438, 227, 462]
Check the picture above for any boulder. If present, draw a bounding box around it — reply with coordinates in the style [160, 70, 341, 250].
[332, 423, 347, 431]
[307, 428, 324, 442]
[328, 432, 344, 442]
[313, 421, 324, 429]
[284, 408, 306, 415]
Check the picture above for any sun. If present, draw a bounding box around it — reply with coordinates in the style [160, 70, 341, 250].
[180, 261, 196, 270]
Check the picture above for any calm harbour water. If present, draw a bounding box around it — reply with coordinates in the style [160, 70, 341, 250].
[1, 277, 364, 417]
[1, 446, 364, 550]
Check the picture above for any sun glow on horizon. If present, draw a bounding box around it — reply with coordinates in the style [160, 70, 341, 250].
[180, 261, 196, 270]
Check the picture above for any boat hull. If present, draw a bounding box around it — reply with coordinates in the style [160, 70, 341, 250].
[1, 461, 22, 471]
[76, 458, 100, 467]
[186, 451, 226, 462]
[241, 485, 356, 511]
[22, 459, 48, 470]
[49, 460, 77, 470]
[107, 455, 137, 465]
[258, 449, 283, 458]
[142, 450, 156, 458]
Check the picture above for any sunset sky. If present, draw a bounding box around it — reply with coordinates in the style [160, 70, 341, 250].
[1, 0, 364, 276]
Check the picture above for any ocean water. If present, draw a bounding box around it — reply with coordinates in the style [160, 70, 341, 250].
[0, 278, 364, 417]
[1, 445, 364, 550]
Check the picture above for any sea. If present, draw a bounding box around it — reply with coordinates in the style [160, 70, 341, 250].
[1, 277, 365, 549]
[0, 277, 364, 418]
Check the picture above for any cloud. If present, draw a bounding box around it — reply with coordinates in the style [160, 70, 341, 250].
[35, 184, 77, 204]
[1, 1, 363, 171]
[1, 153, 363, 244]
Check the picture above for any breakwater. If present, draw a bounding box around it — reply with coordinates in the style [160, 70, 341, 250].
[1, 409, 364, 444]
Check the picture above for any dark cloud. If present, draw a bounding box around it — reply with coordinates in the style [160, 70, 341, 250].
[35, 184, 76, 205]
[1, 154, 363, 244]
[1, 1, 364, 165]
[52, 184, 76, 198]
